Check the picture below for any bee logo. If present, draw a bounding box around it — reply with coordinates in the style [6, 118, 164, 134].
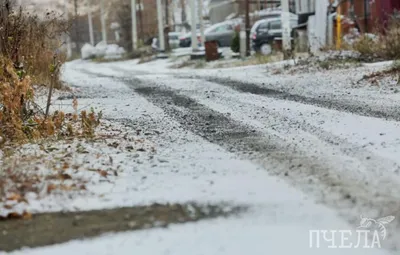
[358, 215, 395, 240]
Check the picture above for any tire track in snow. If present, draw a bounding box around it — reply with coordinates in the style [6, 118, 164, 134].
[154, 76, 400, 193]
[77, 67, 400, 251]
[185, 76, 400, 122]
[124, 79, 400, 247]
[90, 65, 400, 122]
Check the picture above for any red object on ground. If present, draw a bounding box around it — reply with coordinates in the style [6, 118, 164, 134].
[205, 41, 219, 62]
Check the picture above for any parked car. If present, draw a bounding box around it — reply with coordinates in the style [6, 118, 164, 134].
[152, 32, 188, 50]
[179, 30, 200, 48]
[251, 15, 298, 55]
[168, 32, 181, 49]
[178, 20, 240, 48]
[204, 21, 239, 47]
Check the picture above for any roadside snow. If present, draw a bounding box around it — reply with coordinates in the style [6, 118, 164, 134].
[3, 57, 399, 254]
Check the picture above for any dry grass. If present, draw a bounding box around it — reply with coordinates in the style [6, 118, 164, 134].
[211, 53, 284, 69]
[0, 1, 68, 88]
[379, 18, 400, 60]
[353, 14, 400, 61]
[357, 60, 400, 86]
[352, 35, 379, 61]
[237, 54, 279, 66]
[169, 53, 285, 70]
[0, 1, 102, 147]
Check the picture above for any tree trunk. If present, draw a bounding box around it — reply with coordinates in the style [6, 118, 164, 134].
[181, 0, 186, 30]
[138, 0, 144, 44]
[164, 0, 170, 52]
[74, 0, 80, 54]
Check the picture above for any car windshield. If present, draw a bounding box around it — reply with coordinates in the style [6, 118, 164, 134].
[182, 30, 199, 38]
[251, 20, 265, 33]
[205, 23, 232, 34]
[251, 20, 266, 33]
[257, 21, 269, 30]
[269, 20, 281, 30]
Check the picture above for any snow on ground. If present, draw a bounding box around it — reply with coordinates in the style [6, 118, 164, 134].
[155, 75, 400, 166]
[0, 120, 156, 216]
[2, 57, 400, 254]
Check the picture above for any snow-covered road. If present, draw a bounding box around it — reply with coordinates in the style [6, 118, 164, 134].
[4, 59, 400, 255]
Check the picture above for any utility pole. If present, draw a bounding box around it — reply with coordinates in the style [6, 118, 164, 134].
[100, 0, 107, 43]
[190, 0, 198, 51]
[170, 0, 175, 32]
[245, 0, 250, 56]
[156, 0, 165, 52]
[181, 0, 187, 32]
[240, 20, 246, 58]
[87, 0, 94, 45]
[138, 0, 144, 43]
[198, 0, 205, 48]
[363, 0, 368, 33]
[131, 0, 138, 51]
[64, 0, 72, 59]
[74, 0, 80, 53]
[281, 0, 291, 59]
[164, 0, 170, 51]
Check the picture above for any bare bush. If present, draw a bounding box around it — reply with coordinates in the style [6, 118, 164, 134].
[0, 0, 68, 87]
[0, 0, 101, 146]
[379, 15, 400, 60]
[352, 35, 380, 61]
[353, 13, 400, 61]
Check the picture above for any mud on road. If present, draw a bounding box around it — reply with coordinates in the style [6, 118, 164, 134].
[0, 203, 245, 252]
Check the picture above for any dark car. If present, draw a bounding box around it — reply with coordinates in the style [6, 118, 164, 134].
[251, 17, 298, 55]
[178, 20, 241, 48]
[179, 31, 200, 48]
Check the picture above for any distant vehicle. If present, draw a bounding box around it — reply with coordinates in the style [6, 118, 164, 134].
[152, 32, 188, 50]
[179, 30, 201, 48]
[178, 20, 240, 48]
[168, 32, 181, 49]
[204, 21, 240, 47]
[251, 15, 298, 55]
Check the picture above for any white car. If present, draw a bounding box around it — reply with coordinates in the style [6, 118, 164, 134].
[152, 32, 187, 51]
[168, 32, 181, 49]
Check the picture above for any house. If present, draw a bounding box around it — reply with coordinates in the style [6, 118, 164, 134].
[295, 0, 315, 24]
[208, 0, 237, 24]
[333, 0, 400, 33]
[303, 0, 400, 53]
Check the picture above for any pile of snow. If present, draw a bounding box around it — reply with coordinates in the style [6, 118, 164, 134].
[104, 44, 126, 59]
[81, 43, 96, 60]
[343, 28, 378, 46]
[94, 41, 108, 57]
[80, 42, 126, 60]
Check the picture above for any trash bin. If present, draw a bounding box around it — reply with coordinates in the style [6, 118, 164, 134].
[205, 40, 219, 62]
